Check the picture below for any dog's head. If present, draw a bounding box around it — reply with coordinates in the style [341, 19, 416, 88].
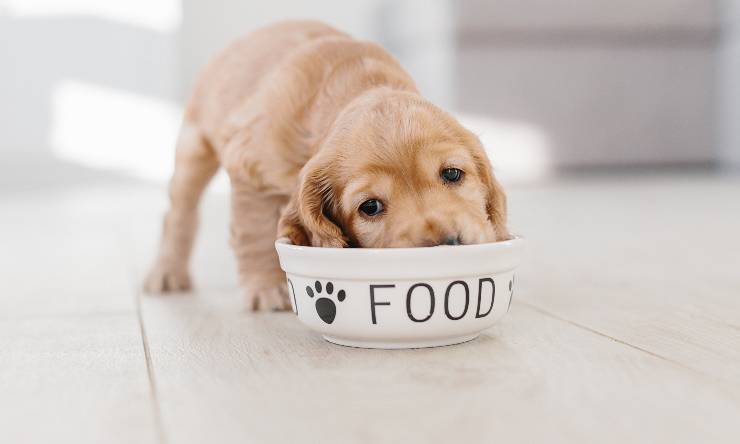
[278, 91, 509, 248]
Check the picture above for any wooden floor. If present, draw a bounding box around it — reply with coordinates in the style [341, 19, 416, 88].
[2, 172, 739, 443]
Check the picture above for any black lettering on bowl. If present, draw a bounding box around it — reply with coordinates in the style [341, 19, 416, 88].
[287, 278, 298, 315]
[370, 284, 394, 325]
[297, 276, 508, 326]
[406, 283, 435, 322]
[365, 277, 501, 324]
[507, 274, 516, 312]
[476, 278, 495, 318]
[444, 280, 470, 320]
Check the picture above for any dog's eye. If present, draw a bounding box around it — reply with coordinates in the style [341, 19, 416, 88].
[359, 199, 384, 216]
[441, 168, 463, 183]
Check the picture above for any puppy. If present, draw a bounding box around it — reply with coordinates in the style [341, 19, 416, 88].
[144, 20, 509, 310]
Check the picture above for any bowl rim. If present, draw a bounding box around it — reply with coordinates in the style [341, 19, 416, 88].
[275, 235, 524, 252]
[275, 235, 524, 280]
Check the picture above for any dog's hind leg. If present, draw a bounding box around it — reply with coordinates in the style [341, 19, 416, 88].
[144, 123, 219, 293]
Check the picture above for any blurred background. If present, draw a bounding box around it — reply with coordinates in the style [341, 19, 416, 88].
[2, 0, 739, 190]
[3, 4, 740, 443]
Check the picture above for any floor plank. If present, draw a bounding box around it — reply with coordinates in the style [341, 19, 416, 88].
[0, 186, 161, 443]
[507, 175, 740, 385]
[0, 314, 160, 444]
[139, 290, 740, 444]
[6, 173, 737, 443]
[0, 188, 139, 317]
[125, 173, 740, 443]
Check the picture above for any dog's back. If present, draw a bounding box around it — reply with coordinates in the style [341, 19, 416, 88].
[185, 21, 348, 148]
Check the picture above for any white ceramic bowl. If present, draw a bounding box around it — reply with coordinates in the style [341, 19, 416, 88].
[275, 236, 524, 349]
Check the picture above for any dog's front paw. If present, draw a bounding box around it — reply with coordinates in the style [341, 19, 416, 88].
[143, 260, 192, 293]
[245, 285, 291, 311]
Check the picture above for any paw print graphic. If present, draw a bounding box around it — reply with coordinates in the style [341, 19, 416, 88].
[306, 280, 346, 324]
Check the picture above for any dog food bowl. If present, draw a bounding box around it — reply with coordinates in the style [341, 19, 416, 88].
[275, 236, 524, 349]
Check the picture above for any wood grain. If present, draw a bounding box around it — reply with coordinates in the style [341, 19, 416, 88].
[0, 315, 159, 444]
[139, 291, 740, 444]
[507, 175, 740, 385]
[3, 174, 740, 443]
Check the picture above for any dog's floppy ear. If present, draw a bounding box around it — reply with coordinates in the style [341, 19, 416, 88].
[471, 145, 510, 240]
[278, 157, 348, 248]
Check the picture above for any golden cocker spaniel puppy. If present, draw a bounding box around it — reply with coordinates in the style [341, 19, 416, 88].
[145, 21, 509, 310]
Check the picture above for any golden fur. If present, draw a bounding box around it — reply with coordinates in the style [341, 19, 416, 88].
[145, 21, 509, 310]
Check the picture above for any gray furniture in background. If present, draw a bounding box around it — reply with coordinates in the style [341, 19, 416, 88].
[386, 0, 726, 168]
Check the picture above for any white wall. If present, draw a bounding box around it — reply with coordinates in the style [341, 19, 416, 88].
[0, 0, 736, 189]
[0, 0, 181, 185]
[0, 0, 393, 186]
[177, 0, 387, 99]
[175, 0, 456, 107]
[718, 0, 740, 169]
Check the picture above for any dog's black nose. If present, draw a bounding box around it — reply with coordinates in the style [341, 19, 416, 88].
[442, 235, 461, 246]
